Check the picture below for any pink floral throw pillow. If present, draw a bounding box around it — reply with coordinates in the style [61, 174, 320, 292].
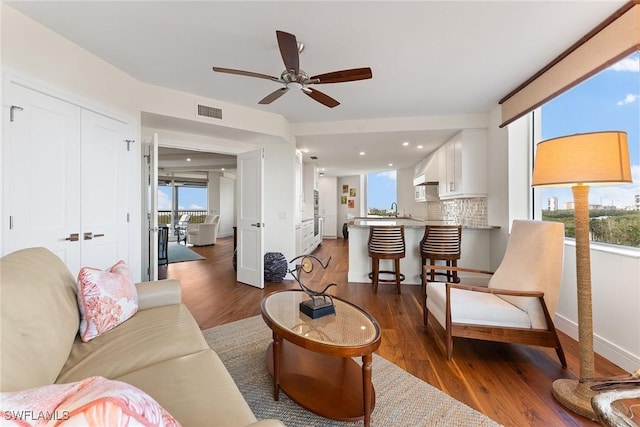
[77, 260, 138, 342]
[0, 376, 181, 426]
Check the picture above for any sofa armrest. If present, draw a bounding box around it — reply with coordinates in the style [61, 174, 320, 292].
[136, 279, 182, 310]
[245, 420, 286, 427]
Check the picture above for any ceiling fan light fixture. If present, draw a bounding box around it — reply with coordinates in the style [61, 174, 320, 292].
[213, 30, 372, 108]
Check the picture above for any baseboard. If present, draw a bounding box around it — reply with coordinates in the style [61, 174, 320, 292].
[554, 314, 639, 373]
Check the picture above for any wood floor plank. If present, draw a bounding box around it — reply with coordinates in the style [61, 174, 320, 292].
[166, 237, 626, 427]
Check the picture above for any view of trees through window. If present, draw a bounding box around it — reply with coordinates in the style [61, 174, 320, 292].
[538, 52, 640, 248]
[157, 182, 208, 226]
[367, 170, 397, 216]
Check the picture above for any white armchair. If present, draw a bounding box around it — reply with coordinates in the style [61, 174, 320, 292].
[187, 215, 220, 246]
[423, 220, 567, 366]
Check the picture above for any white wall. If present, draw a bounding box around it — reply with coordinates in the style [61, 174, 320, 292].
[219, 175, 235, 238]
[318, 176, 338, 238]
[486, 106, 510, 269]
[396, 167, 428, 219]
[2, 4, 297, 280]
[555, 244, 640, 372]
[263, 143, 296, 259]
[337, 176, 363, 234]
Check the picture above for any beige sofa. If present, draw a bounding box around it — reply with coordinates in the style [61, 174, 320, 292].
[0, 247, 284, 427]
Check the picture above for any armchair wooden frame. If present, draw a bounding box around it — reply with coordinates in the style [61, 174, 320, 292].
[422, 265, 567, 367]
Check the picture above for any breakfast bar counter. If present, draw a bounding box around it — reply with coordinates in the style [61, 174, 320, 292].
[347, 218, 498, 286]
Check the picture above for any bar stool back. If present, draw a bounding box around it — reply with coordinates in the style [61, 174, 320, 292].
[420, 225, 462, 283]
[368, 225, 406, 294]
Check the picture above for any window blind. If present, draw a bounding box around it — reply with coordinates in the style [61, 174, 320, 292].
[499, 1, 640, 128]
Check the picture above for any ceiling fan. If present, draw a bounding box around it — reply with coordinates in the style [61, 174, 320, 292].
[212, 30, 372, 108]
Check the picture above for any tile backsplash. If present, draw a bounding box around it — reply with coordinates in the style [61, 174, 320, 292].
[427, 197, 488, 227]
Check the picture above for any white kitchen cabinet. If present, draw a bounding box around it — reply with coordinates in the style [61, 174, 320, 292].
[438, 129, 487, 199]
[300, 220, 315, 254]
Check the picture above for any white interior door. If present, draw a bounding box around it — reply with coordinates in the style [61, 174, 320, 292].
[236, 148, 264, 288]
[3, 83, 82, 273]
[80, 110, 131, 271]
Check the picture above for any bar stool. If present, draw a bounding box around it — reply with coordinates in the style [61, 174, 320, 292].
[420, 225, 462, 283]
[368, 226, 406, 294]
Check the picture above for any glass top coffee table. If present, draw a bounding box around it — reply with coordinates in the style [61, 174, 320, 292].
[261, 290, 381, 426]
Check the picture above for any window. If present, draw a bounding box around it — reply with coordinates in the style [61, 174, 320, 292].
[537, 52, 640, 248]
[367, 170, 397, 216]
[157, 180, 208, 226]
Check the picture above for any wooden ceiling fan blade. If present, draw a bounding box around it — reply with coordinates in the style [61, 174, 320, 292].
[304, 88, 340, 108]
[276, 31, 299, 74]
[212, 67, 280, 82]
[310, 67, 373, 84]
[259, 87, 289, 105]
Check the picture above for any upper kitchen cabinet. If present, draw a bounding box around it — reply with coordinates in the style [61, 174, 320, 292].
[438, 129, 487, 199]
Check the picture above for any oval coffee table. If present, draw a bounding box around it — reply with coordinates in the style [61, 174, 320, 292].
[261, 290, 381, 426]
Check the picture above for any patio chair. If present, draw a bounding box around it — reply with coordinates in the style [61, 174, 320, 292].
[187, 215, 220, 246]
[422, 220, 567, 366]
[175, 214, 191, 245]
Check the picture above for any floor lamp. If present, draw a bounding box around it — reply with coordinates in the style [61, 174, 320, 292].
[532, 131, 631, 419]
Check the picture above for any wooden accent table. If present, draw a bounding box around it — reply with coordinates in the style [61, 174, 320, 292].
[261, 290, 381, 426]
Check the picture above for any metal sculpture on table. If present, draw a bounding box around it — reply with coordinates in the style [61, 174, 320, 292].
[289, 255, 337, 319]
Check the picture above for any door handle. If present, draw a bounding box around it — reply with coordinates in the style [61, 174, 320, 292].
[84, 232, 105, 240]
[250, 223, 264, 228]
[64, 233, 79, 242]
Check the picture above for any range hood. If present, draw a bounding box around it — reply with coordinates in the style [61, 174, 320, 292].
[413, 174, 439, 186]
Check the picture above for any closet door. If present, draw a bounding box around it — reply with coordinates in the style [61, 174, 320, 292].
[3, 83, 82, 273]
[80, 110, 131, 270]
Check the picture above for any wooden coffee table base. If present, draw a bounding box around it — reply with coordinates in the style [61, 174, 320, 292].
[266, 340, 376, 424]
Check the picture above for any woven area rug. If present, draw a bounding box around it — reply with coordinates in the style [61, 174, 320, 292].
[166, 243, 204, 264]
[203, 316, 501, 427]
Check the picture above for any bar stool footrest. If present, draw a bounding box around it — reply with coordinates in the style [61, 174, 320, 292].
[368, 271, 406, 283]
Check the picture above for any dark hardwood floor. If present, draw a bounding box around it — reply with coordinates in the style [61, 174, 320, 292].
[164, 237, 624, 427]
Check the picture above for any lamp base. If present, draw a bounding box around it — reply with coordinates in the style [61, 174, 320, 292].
[551, 379, 597, 421]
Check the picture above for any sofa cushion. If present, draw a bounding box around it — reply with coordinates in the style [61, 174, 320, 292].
[57, 304, 208, 383]
[0, 248, 80, 392]
[115, 350, 257, 427]
[77, 260, 138, 342]
[1, 376, 180, 426]
[426, 281, 532, 329]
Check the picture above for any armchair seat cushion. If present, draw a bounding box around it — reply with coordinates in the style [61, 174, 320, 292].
[426, 282, 533, 329]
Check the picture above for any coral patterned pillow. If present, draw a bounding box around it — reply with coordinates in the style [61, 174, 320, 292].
[77, 260, 138, 342]
[0, 376, 181, 426]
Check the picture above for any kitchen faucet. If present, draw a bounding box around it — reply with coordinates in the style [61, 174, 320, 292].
[390, 202, 398, 217]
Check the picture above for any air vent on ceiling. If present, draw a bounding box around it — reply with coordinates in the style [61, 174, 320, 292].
[310, 156, 318, 160]
[197, 104, 222, 120]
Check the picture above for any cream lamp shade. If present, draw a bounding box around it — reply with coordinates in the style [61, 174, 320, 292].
[532, 131, 631, 187]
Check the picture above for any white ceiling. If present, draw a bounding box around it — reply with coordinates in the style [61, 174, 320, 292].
[7, 1, 626, 176]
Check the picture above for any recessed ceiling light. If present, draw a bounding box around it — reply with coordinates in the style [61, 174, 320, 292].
[186, 158, 191, 162]
[388, 163, 393, 167]
[221, 168, 225, 171]
[417, 145, 424, 149]
[359, 151, 366, 156]
[402, 141, 410, 146]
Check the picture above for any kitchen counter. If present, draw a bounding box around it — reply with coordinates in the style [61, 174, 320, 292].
[348, 217, 499, 230]
[347, 218, 497, 285]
